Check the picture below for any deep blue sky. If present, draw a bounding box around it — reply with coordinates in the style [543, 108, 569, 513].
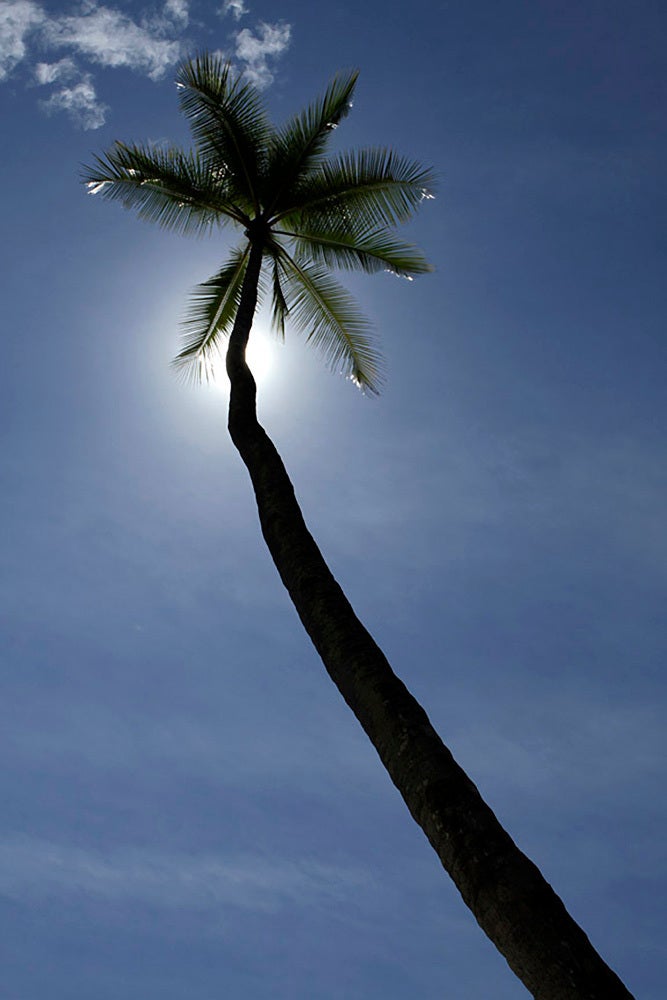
[1, 1, 665, 997]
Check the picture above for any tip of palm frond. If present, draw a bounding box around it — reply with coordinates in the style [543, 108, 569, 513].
[317, 68, 359, 134]
[171, 348, 220, 387]
[176, 51, 233, 88]
[345, 326, 386, 396]
[348, 370, 383, 397]
[384, 260, 435, 278]
[339, 344, 386, 397]
[329, 67, 359, 106]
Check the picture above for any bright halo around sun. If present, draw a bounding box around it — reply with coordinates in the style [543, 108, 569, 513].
[245, 328, 276, 386]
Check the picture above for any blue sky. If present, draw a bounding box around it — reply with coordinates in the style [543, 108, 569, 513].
[1, 1, 665, 997]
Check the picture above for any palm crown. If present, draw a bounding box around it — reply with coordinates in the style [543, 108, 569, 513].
[84, 53, 434, 393]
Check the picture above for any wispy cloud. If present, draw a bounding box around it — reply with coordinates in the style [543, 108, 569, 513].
[33, 56, 107, 129]
[0, 836, 370, 913]
[221, 0, 247, 20]
[39, 4, 183, 81]
[34, 55, 77, 85]
[164, 0, 189, 27]
[0, 1, 292, 128]
[39, 71, 108, 130]
[0, 0, 44, 81]
[234, 21, 291, 87]
[0, 0, 186, 128]
[450, 698, 666, 801]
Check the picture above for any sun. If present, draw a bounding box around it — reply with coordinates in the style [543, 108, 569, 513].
[207, 324, 280, 395]
[244, 328, 276, 386]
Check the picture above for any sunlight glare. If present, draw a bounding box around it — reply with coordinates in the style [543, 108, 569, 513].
[245, 329, 275, 386]
[207, 326, 279, 396]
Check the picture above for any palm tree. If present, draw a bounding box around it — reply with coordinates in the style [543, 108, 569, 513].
[84, 54, 633, 1000]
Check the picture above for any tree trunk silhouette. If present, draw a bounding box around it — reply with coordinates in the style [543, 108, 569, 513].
[225, 241, 634, 1000]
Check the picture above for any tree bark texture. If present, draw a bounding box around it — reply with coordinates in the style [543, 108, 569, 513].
[225, 242, 634, 1000]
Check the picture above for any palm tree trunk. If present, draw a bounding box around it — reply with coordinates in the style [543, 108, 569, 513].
[225, 242, 634, 1000]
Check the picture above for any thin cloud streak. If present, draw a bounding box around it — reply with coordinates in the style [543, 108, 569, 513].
[0, 836, 371, 913]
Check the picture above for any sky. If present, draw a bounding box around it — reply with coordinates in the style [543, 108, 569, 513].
[0, 1, 665, 997]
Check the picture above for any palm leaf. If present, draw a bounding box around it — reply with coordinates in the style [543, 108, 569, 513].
[274, 247, 384, 394]
[264, 70, 358, 216]
[173, 246, 250, 382]
[85, 57, 434, 395]
[264, 242, 289, 338]
[277, 224, 432, 277]
[82, 141, 248, 235]
[176, 53, 271, 213]
[275, 148, 435, 228]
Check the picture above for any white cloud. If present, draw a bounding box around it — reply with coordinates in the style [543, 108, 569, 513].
[39, 72, 108, 129]
[40, 4, 183, 81]
[0, 0, 44, 80]
[0, 1, 293, 128]
[234, 20, 290, 88]
[222, 0, 247, 19]
[34, 55, 108, 129]
[34, 56, 77, 85]
[0, 837, 370, 912]
[163, 0, 189, 27]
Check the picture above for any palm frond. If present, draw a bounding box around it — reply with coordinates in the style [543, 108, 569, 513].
[86, 57, 435, 396]
[82, 141, 248, 235]
[264, 70, 358, 216]
[176, 53, 271, 213]
[273, 247, 384, 394]
[173, 245, 250, 382]
[274, 148, 435, 228]
[263, 242, 289, 338]
[277, 224, 432, 277]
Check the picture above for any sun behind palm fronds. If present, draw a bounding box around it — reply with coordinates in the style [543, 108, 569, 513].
[83, 53, 434, 394]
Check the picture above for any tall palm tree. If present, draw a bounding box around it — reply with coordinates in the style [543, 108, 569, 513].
[84, 54, 633, 1000]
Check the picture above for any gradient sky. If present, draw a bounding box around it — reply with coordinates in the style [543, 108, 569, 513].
[1, 1, 665, 997]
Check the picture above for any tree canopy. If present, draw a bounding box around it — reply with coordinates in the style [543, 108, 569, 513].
[84, 53, 434, 394]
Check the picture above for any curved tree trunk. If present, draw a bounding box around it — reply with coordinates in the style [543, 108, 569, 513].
[225, 241, 634, 1000]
